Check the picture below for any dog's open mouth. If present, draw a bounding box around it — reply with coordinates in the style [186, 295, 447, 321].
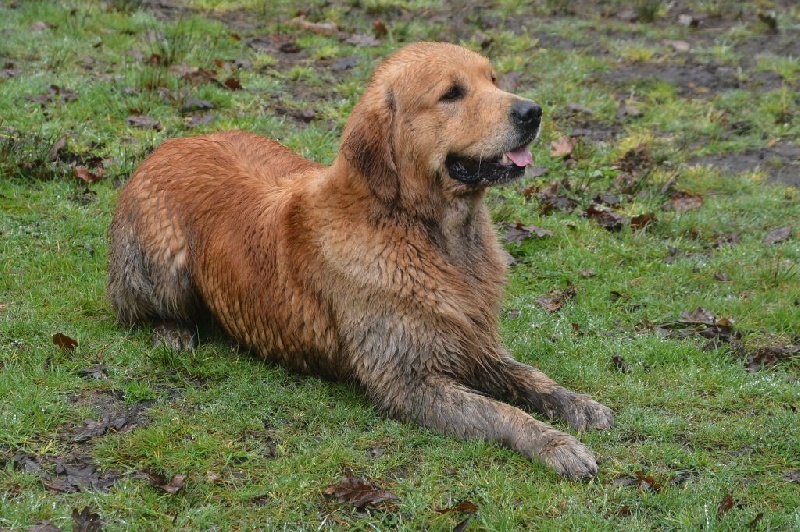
[446, 145, 533, 186]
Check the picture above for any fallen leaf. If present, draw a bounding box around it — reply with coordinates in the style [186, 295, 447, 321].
[504, 222, 553, 245]
[681, 307, 717, 325]
[550, 137, 574, 158]
[436, 501, 479, 514]
[593, 193, 621, 207]
[749, 513, 764, 529]
[72, 506, 102, 532]
[580, 269, 596, 278]
[324, 477, 398, 510]
[745, 344, 799, 372]
[630, 212, 656, 230]
[763, 226, 791, 246]
[49, 137, 67, 161]
[223, 77, 242, 91]
[179, 98, 215, 113]
[187, 114, 217, 128]
[453, 518, 471, 532]
[678, 14, 700, 27]
[154, 473, 186, 494]
[373, 20, 388, 38]
[663, 40, 691, 52]
[717, 494, 735, 519]
[331, 56, 359, 71]
[618, 145, 653, 175]
[31, 21, 52, 32]
[346, 34, 381, 47]
[757, 11, 778, 33]
[784, 470, 800, 483]
[74, 166, 104, 184]
[636, 471, 662, 492]
[28, 521, 62, 532]
[538, 180, 577, 214]
[618, 103, 642, 119]
[583, 204, 627, 231]
[53, 333, 78, 351]
[279, 41, 302, 53]
[526, 165, 549, 179]
[289, 17, 339, 36]
[126, 115, 161, 130]
[664, 190, 703, 212]
[506, 309, 521, 320]
[77, 365, 108, 380]
[611, 353, 630, 373]
[536, 286, 576, 312]
[714, 272, 731, 282]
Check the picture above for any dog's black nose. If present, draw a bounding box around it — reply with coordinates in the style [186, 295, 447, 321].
[510, 100, 542, 131]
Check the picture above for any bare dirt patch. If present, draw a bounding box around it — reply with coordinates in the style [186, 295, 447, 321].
[688, 142, 800, 187]
[3, 389, 154, 493]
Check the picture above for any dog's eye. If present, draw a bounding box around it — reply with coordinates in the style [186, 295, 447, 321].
[440, 84, 465, 102]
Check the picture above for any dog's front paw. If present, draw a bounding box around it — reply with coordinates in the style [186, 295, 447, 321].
[563, 395, 614, 432]
[538, 432, 598, 479]
[152, 322, 197, 352]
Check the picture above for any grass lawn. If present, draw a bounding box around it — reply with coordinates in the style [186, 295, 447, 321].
[1, 0, 798, 529]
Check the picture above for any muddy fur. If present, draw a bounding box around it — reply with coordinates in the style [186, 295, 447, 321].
[108, 42, 612, 478]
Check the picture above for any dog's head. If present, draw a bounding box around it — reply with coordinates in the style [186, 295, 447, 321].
[341, 42, 541, 207]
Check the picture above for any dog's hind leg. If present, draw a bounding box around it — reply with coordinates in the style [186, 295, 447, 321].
[107, 210, 200, 351]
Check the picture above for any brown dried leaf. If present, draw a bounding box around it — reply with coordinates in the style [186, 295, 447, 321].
[324, 477, 398, 510]
[663, 40, 691, 52]
[504, 222, 553, 245]
[289, 17, 339, 36]
[630, 212, 656, 230]
[635, 471, 662, 492]
[187, 114, 217, 128]
[155, 473, 186, 494]
[53, 332, 78, 351]
[763, 226, 792, 246]
[49, 137, 67, 161]
[29, 521, 63, 532]
[346, 34, 381, 47]
[436, 501, 479, 514]
[223, 77, 242, 91]
[550, 137, 574, 158]
[373, 20, 388, 38]
[664, 190, 703, 212]
[611, 353, 630, 373]
[71, 506, 102, 532]
[74, 166, 104, 184]
[126, 115, 161, 130]
[583, 204, 627, 231]
[784, 470, 800, 483]
[536, 286, 576, 312]
[717, 494, 735, 519]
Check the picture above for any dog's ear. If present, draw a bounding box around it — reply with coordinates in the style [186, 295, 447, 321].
[341, 90, 399, 205]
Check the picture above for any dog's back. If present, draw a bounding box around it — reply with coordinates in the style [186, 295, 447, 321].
[107, 131, 339, 373]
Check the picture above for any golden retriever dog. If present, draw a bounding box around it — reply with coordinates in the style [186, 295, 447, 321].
[108, 42, 612, 478]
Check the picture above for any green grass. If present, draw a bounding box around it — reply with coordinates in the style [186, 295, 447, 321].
[1, 0, 799, 529]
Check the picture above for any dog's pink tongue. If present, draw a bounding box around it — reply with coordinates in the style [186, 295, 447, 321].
[506, 147, 533, 167]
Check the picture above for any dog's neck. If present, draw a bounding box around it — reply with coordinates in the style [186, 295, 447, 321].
[322, 156, 497, 265]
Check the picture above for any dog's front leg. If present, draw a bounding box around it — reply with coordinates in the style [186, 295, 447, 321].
[481, 353, 614, 432]
[374, 376, 600, 478]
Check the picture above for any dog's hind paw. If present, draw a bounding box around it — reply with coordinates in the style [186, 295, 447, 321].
[152, 322, 197, 352]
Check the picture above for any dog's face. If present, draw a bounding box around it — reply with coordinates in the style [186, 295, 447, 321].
[341, 43, 541, 205]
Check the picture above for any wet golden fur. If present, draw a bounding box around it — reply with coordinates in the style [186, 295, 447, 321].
[108, 42, 612, 478]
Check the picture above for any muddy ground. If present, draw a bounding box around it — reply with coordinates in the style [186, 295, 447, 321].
[137, 0, 799, 186]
